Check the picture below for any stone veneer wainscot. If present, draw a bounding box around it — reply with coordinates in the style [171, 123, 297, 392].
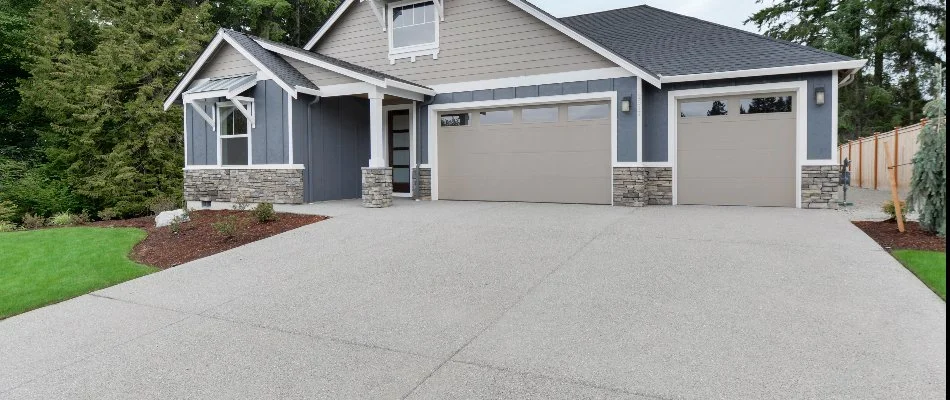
[612, 167, 673, 207]
[362, 167, 393, 208]
[801, 165, 840, 209]
[184, 168, 304, 204]
[413, 167, 431, 200]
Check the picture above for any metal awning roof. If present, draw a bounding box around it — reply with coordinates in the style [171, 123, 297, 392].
[184, 73, 257, 95]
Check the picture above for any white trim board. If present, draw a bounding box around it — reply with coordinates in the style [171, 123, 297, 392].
[301, 0, 661, 87]
[426, 91, 618, 202]
[427, 68, 633, 93]
[184, 164, 305, 170]
[659, 60, 868, 84]
[666, 81, 809, 208]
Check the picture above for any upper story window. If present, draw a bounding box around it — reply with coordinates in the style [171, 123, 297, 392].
[389, 1, 439, 62]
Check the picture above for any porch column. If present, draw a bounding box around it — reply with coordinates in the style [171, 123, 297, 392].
[362, 90, 393, 208]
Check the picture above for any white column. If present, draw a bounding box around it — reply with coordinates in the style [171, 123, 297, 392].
[368, 90, 385, 168]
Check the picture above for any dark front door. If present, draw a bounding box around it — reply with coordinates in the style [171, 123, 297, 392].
[388, 110, 411, 194]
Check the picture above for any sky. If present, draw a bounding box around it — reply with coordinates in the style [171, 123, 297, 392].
[531, 0, 769, 34]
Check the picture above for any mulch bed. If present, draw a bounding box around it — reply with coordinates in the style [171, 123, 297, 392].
[91, 210, 327, 268]
[853, 219, 946, 252]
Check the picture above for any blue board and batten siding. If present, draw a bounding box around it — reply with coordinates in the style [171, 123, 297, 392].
[305, 96, 370, 202]
[186, 102, 216, 165]
[641, 71, 835, 162]
[185, 79, 291, 165]
[416, 77, 640, 164]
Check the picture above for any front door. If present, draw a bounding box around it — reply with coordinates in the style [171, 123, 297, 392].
[388, 110, 411, 194]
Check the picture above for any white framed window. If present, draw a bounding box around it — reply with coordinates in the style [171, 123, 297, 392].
[440, 113, 470, 127]
[388, 0, 439, 62]
[567, 104, 610, 121]
[522, 107, 559, 123]
[479, 110, 514, 125]
[217, 100, 253, 166]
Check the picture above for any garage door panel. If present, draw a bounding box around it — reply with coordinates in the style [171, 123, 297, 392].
[678, 177, 795, 207]
[676, 93, 796, 207]
[440, 176, 610, 204]
[437, 102, 611, 204]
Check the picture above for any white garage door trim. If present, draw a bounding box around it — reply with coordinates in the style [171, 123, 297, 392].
[427, 91, 618, 203]
[667, 81, 810, 208]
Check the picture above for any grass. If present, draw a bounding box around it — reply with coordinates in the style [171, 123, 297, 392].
[892, 250, 946, 300]
[0, 227, 156, 319]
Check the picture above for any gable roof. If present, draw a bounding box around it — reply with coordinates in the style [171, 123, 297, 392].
[249, 34, 432, 91]
[301, 0, 663, 87]
[163, 29, 317, 110]
[560, 5, 866, 81]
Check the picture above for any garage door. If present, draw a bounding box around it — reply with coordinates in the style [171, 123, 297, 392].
[437, 101, 611, 204]
[677, 92, 796, 207]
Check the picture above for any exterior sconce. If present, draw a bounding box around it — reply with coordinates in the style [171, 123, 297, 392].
[621, 96, 632, 112]
[815, 86, 825, 106]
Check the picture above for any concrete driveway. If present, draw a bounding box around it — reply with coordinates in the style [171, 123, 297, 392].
[1, 201, 945, 399]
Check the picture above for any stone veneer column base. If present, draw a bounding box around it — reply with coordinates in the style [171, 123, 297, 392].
[801, 165, 840, 209]
[413, 167, 432, 200]
[612, 167, 673, 207]
[362, 167, 393, 208]
[184, 168, 304, 204]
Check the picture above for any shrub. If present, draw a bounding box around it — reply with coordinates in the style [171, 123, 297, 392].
[254, 202, 277, 223]
[74, 210, 92, 225]
[882, 200, 906, 220]
[97, 208, 118, 221]
[50, 212, 76, 226]
[148, 194, 180, 215]
[212, 215, 240, 239]
[0, 201, 18, 223]
[0, 221, 16, 232]
[231, 196, 251, 211]
[21, 213, 46, 229]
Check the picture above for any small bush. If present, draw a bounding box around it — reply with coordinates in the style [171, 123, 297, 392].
[0, 221, 16, 232]
[231, 196, 251, 211]
[97, 208, 118, 221]
[212, 215, 240, 239]
[168, 215, 187, 234]
[882, 200, 907, 219]
[21, 213, 46, 229]
[50, 212, 75, 226]
[148, 195, 179, 215]
[74, 210, 92, 225]
[0, 201, 18, 223]
[254, 202, 277, 223]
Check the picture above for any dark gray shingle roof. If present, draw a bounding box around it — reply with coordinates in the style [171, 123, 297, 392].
[559, 5, 854, 77]
[221, 29, 317, 90]
[248, 34, 431, 90]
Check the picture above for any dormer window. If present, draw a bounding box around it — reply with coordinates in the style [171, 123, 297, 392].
[388, 0, 439, 63]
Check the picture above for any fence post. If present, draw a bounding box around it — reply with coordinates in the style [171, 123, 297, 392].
[893, 126, 900, 191]
[848, 140, 853, 187]
[873, 133, 879, 190]
[858, 137, 863, 187]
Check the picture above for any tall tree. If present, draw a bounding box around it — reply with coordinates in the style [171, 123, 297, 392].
[19, 0, 216, 216]
[0, 0, 41, 160]
[747, 0, 946, 140]
[209, 0, 338, 46]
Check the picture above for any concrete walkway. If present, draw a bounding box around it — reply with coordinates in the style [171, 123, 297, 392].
[1, 201, 945, 399]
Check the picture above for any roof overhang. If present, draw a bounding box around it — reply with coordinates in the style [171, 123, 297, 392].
[301, 0, 662, 88]
[163, 30, 300, 111]
[659, 59, 869, 84]
[258, 39, 436, 97]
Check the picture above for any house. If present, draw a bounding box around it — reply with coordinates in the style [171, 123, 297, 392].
[164, 0, 866, 209]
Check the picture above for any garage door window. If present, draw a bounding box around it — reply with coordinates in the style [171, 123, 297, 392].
[680, 100, 728, 117]
[740, 96, 792, 114]
[522, 107, 558, 123]
[440, 113, 470, 127]
[479, 110, 514, 125]
[567, 104, 610, 121]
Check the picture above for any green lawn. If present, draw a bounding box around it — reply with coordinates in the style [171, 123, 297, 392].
[0, 227, 156, 319]
[892, 250, 947, 300]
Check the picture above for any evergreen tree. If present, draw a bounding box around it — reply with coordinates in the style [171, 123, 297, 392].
[907, 66, 946, 236]
[707, 100, 728, 116]
[210, 0, 338, 46]
[19, 0, 216, 216]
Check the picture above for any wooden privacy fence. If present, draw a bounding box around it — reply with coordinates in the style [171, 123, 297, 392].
[837, 119, 933, 192]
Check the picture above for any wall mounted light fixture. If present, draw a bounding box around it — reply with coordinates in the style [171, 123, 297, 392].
[815, 86, 826, 106]
[621, 96, 632, 112]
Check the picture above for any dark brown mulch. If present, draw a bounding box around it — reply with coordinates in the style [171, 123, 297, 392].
[91, 210, 327, 269]
[853, 220, 946, 252]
